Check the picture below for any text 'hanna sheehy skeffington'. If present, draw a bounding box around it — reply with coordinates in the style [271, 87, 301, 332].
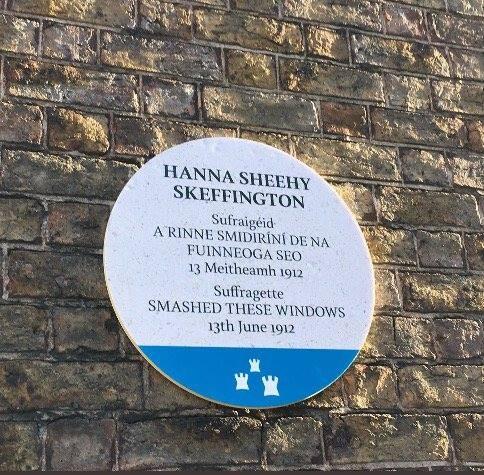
[162, 164, 311, 209]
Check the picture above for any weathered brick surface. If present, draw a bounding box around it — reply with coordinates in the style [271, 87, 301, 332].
[401, 272, 484, 312]
[0, 305, 47, 352]
[194, 8, 303, 53]
[11, 0, 136, 27]
[204, 87, 319, 131]
[47, 202, 110, 247]
[266, 418, 323, 465]
[321, 101, 368, 137]
[448, 0, 484, 17]
[400, 149, 450, 186]
[48, 108, 110, 154]
[115, 117, 235, 156]
[294, 137, 398, 181]
[240, 130, 290, 152]
[394, 317, 436, 359]
[42, 22, 97, 63]
[7, 250, 107, 299]
[0, 0, 482, 470]
[283, 0, 383, 32]
[399, 365, 483, 408]
[474, 133, 484, 160]
[448, 49, 484, 81]
[306, 26, 348, 61]
[378, 187, 481, 227]
[384, 74, 431, 111]
[0, 102, 43, 144]
[101, 32, 222, 80]
[280, 59, 384, 101]
[417, 231, 464, 268]
[396, 0, 446, 9]
[139, 0, 192, 39]
[0, 197, 43, 242]
[450, 153, 484, 189]
[465, 233, 484, 270]
[46, 418, 115, 470]
[384, 4, 426, 39]
[303, 379, 345, 409]
[325, 414, 450, 463]
[0, 422, 40, 470]
[0, 14, 38, 54]
[119, 417, 262, 469]
[235, 0, 278, 13]
[145, 366, 213, 410]
[432, 80, 484, 115]
[360, 316, 396, 358]
[467, 119, 484, 152]
[430, 13, 484, 48]
[195, 0, 226, 5]
[449, 414, 484, 463]
[0, 361, 142, 411]
[363, 226, 416, 265]
[1, 150, 136, 199]
[374, 269, 401, 310]
[371, 108, 467, 147]
[387, 316, 482, 362]
[352, 34, 449, 76]
[52, 307, 118, 353]
[343, 364, 398, 409]
[226, 50, 277, 89]
[434, 318, 483, 360]
[331, 183, 376, 222]
[143, 78, 197, 118]
[384, 316, 483, 361]
[5, 59, 139, 111]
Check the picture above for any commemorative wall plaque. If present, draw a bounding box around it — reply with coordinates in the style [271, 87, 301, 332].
[104, 138, 374, 408]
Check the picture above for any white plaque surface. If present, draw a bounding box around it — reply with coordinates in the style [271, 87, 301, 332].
[104, 138, 374, 408]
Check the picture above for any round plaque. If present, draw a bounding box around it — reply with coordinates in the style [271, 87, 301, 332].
[104, 138, 374, 408]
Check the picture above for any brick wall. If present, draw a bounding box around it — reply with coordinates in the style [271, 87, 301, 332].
[0, 0, 482, 471]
